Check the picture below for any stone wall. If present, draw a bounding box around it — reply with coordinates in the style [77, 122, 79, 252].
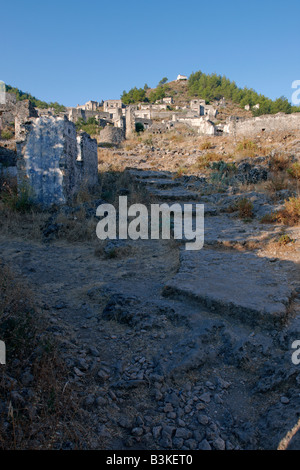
[0, 94, 18, 133]
[125, 106, 136, 138]
[99, 125, 125, 145]
[223, 112, 300, 136]
[0, 100, 37, 169]
[68, 107, 103, 123]
[77, 131, 98, 186]
[172, 115, 216, 135]
[16, 114, 98, 207]
[103, 100, 122, 112]
[14, 100, 38, 138]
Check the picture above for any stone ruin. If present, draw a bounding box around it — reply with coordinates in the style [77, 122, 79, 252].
[223, 112, 300, 137]
[99, 125, 125, 146]
[13, 101, 98, 207]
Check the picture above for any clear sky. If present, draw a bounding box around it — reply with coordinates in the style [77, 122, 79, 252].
[1, 0, 299, 107]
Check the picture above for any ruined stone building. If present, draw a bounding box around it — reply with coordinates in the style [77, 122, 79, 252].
[0, 92, 17, 133]
[189, 99, 218, 120]
[14, 102, 98, 207]
[103, 100, 123, 114]
[223, 112, 300, 137]
[190, 99, 206, 115]
[99, 125, 125, 146]
[163, 97, 173, 105]
[76, 100, 101, 111]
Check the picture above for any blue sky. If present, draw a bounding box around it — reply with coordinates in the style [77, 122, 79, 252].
[1, 0, 299, 107]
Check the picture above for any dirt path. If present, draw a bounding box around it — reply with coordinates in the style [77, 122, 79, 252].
[0, 207, 299, 450]
[0, 165, 299, 450]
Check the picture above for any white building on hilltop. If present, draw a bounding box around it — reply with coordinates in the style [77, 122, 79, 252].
[176, 74, 188, 81]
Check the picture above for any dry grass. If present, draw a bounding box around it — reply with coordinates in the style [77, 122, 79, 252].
[172, 167, 188, 178]
[235, 139, 258, 158]
[276, 196, 300, 226]
[56, 210, 97, 242]
[200, 141, 213, 150]
[0, 261, 89, 449]
[169, 133, 186, 144]
[260, 196, 300, 226]
[264, 175, 291, 195]
[269, 153, 291, 172]
[287, 162, 300, 181]
[0, 177, 48, 240]
[236, 198, 254, 219]
[193, 152, 224, 170]
[260, 212, 278, 224]
[120, 134, 141, 152]
[226, 197, 254, 219]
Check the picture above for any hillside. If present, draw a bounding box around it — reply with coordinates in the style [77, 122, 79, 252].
[122, 70, 300, 117]
[145, 80, 253, 121]
[5, 84, 66, 113]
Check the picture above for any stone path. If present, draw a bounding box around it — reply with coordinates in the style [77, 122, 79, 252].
[129, 168, 299, 328]
[0, 167, 299, 450]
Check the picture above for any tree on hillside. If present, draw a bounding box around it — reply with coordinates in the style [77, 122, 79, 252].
[121, 87, 148, 104]
[188, 71, 295, 116]
[158, 77, 168, 86]
[149, 86, 166, 103]
[5, 85, 66, 112]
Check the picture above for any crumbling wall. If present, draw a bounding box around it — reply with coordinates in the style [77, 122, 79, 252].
[125, 105, 136, 138]
[0, 100, 37, 172]
[14, 100, 38, 139]
[223, 112, 300, 136]
[16, 115, 98, 206]
[99, 125, 124, 145]
[0, 93, 17, 132]
[172, 115, 216, 135]
[77, 132, 98, 186]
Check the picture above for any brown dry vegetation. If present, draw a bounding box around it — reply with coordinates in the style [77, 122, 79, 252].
[0, 261, 89, 449]
[276, 197, 300, 226]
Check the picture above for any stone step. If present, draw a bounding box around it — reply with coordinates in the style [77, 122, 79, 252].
[128, 169, 172, 179]
[147, 187, 199, 201]
[176, 214, 283, 247]
[163, 201, 218, 217]
[136, 178, 182, 188]
[163, 248, 294, 328]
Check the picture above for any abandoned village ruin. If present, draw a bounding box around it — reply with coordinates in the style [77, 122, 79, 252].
[1, 72, 300, 452]
[1, 77, 300, 207]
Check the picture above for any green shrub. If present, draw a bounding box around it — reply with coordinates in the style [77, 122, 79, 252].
[278, 234, 294, 246]
[121, 87, 147, 104]
[158, 77, 168, 86]
[1, 178, 34, 212]
[144, 136, 153, 146]
[1, 130, 13, 140]
[209, 161, 237, 185]
[287, 162, 300, 181]
[76, 117, 101, 136]
[236, 198, 254, 219]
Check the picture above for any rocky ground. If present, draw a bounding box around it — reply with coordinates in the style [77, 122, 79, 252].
[0, 145, 299, 449]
